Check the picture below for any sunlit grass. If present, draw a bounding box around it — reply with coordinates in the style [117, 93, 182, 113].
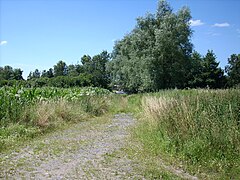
[0, 86, 111, 152]
[1, 86, 239, 178]
[135, 89, 240, 178]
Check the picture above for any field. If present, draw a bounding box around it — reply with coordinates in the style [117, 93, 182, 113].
[132, 89, 240, 178]
[1, 86, 240, 178]
[0, 86, 111, 151]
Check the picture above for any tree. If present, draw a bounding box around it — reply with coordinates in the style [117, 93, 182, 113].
[80, 51, 110, 88]
[0, 66, 23, 81]
[68, 64, 78, 77]
[225, 54, 240, 87]
[27, 72, 33, 80]
[75, 64, 84, 74]
[91, 51, 110, 88]
[109, 0, 193, 92]
[201, 50, 225, 88]
[54, 60, 67, 76]
[187, 51, 204, 88]
[154, 5, 192, 89]
[81, 55, 93, 74]
[13, 68, 23, 80]
[41, 70, 48, 78]
[156, 0, 172, 18]
[47, 68, 54, 78]
[0, 67, 3, 80]
[1, 66, 14, 80]
[28, 69, 41, 80]
[33, 69, 41, 78]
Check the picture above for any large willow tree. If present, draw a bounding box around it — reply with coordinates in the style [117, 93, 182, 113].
[109, 0, 193, 92]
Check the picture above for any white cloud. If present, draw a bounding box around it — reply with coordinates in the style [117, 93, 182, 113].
[189, 19, 204, 27]
[0, 40, 7, 45]
[213, 23, 230, 27]
[207, 32, 221, 36]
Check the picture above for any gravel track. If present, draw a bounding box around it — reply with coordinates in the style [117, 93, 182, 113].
[0, 114, 141, 179]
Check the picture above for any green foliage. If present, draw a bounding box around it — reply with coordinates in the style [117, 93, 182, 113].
[225, 54, 240, 87]
[0, 66, 23, 81]
[0, 86, 111, 151]
[187, 51, 204, 87]
[187, 50, 226, 88]
[81, 51, 110, 88]
[108, 0, 232, 91]
[0, 86, 111, 124]
[26, 74, 93, 88]
[23, 50, 111, 88]
[201, 50, 225, 88]
[0, 1, 238, 91]
[54, 60, 68, 77]
[138, 89, 240, 178]
[28, 69, 41, 79]
[109, 0, 193, 92]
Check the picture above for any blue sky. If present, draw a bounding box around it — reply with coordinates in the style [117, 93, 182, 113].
[0, 0, 240, 79]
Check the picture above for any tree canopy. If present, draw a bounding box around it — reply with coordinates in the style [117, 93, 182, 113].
[108, 0, 232, 92]
[109, 0, 193, 92]
[225, 54, 240, 87]
[16, 50, 111, 88]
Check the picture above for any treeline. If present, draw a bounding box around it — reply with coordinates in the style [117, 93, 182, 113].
[0, 0, 240, 91]
[0, 51, 110, 88]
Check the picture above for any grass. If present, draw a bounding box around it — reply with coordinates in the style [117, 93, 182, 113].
[1, 86, 239, 178]
[133, 89, 240, 179]
[0, 86, 112, 152]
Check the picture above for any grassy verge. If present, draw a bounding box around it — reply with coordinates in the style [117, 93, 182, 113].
[131, 89, 240, 179]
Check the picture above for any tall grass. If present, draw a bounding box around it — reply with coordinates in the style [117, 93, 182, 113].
[139, 89, 240, 178]
[0, 86, 111, 152]
[2, 86, 239, 177]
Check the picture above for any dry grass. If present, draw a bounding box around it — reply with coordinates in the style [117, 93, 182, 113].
[35, 100, 56, 127]
[0, 95, 111, 152]
[21, 99, 87, 130]
[142, 96, 174, 126]
[137, 89, 240, 178]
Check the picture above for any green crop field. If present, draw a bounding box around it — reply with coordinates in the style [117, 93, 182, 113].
[0, 86, 111, 151]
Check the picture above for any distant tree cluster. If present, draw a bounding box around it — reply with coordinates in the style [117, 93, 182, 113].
[0, 51, 110, 88]
[0, 66, 23, 81]
[0, 0, 239, 91]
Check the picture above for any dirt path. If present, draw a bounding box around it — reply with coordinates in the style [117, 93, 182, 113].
[0, 114, 143, 179]
[0, 113, 199, 180]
